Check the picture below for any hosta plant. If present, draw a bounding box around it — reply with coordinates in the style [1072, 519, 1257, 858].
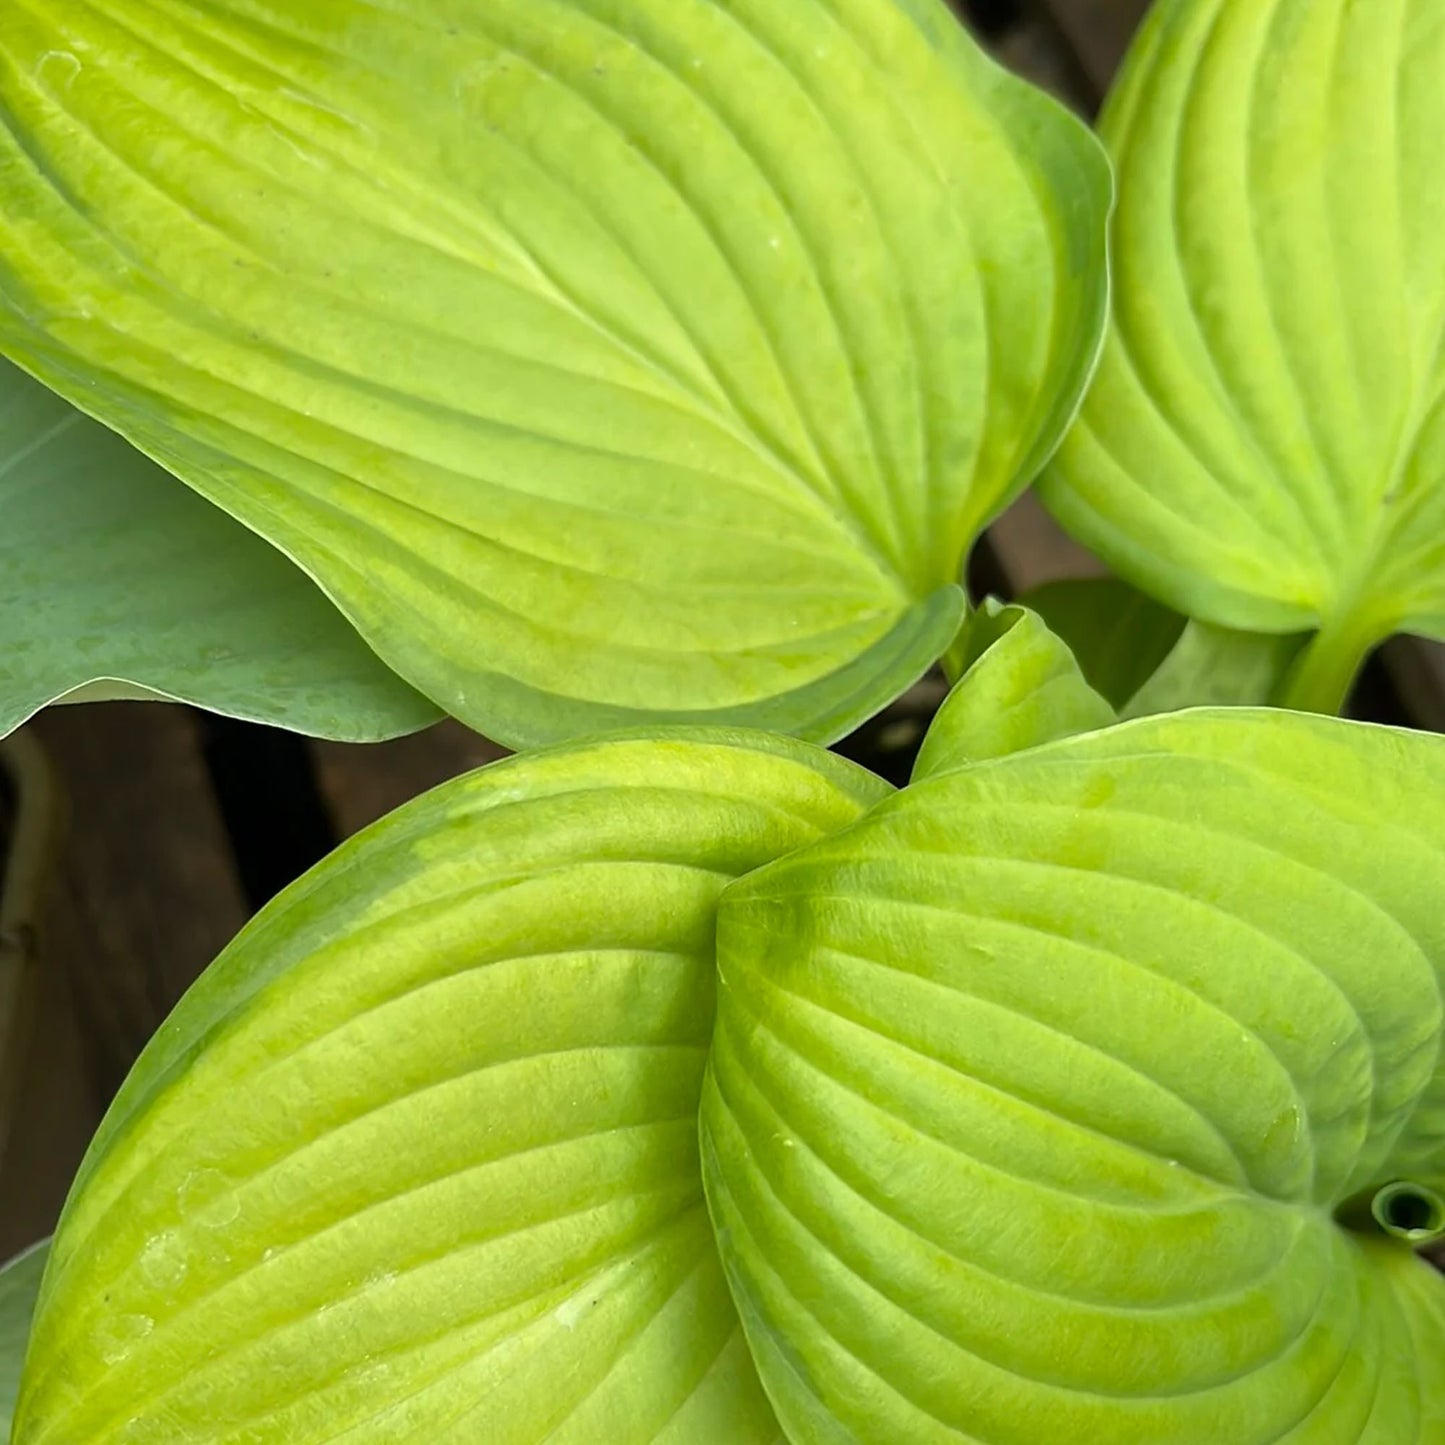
[3, 0, 1444, 744]
[2, 0, 1445, 1440]
[0, 612, 1442, 1443]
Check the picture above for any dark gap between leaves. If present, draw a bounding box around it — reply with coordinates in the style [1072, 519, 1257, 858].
[1347, 649, 1411, 728]
[195, 712, 338, 911]
[0, 762, 16, 884]
[949, 0, 1025, 39]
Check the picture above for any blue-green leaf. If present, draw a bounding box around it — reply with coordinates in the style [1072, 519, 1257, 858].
[0, 1242, 47, 1443]
[1, 357, 437, 742]
[1018, 577, 1185, 710]
[13, 731, 885, 1443]
[0, 0, 1108, 745]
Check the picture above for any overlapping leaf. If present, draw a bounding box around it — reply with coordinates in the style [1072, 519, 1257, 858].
[704, 709, 1445, 1441]
[0, 357, 436, 742]
[0, 1242, 47, 1441]
[0, 0, 1109, 745]
[917, 599, 1113, 777]
[1021, 577, 1308, 718]
[1041, 0, 1445, 712]
[13, 731, 886, 1443]
[1014, 578, 1184, 711]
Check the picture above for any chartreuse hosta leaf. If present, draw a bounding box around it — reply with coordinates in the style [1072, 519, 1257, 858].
[0, 0, 1109, 747]
[1041, 0, 1445, 715]
[918, 598, 1113, 777]
[0, 357, 436, 742]
[703, 709, 1445, 1442]
[12, 732, 887, 1444]
[1, 1242, 48, 1440]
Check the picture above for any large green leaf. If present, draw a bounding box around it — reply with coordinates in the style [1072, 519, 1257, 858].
[1, 357, 436, 742]
[13, 730, 886, 1443]
[704, 709, 1445, 1441]
[0, 0, 1109, 746]
[1041, 0, 1445, 713]
[0, 1242, 47, 1442]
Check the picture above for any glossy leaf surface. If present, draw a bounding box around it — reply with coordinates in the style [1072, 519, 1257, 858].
[1042, 0, 1445, 713]
[0, 0, 1109, 745]
[14, 732, 886, 1443]
[0, 1242, 47, 1441]
[705, 709, 1445, 1441]
[0, 357, 437, 742]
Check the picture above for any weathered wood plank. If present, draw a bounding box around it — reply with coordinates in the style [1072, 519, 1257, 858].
[311, 721, 509, 840]
[0, 939, 96, 1259]
[1030, 0, 1150, 100]
[29, 704, 249, 1104]
[986, 493, 1108, 597]
[0, 727, 92, 1258]
[0, 731, 57, 1164]
[0, 706, 249, 1246]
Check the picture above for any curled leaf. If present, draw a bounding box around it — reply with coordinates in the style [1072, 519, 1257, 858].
[916, 599, 1113, 778]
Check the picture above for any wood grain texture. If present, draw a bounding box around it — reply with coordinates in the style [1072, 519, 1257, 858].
[0, 942, 94, 1260]
[1030, 0, 1151, 99]
[311, 721, 510, 839]
[986, 492, 1108, 596]
[0, 727, 88, 1260]
[29, 705, 247, 1103]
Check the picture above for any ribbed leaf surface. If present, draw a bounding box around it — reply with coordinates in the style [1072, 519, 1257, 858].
[1042, 0, 1445, 711]
[14, 732, 886, 1443]
[705, 709, 1445, 1441]
[0, 0, 1108, 744]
